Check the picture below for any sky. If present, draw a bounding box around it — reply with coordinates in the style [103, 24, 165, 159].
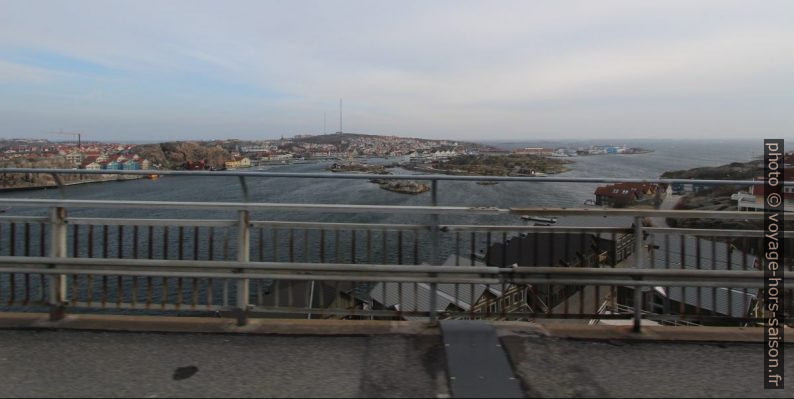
[1, 0, 792, 142]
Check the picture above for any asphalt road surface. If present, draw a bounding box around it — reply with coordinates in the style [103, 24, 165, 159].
[0, 330, 448, 398]
[502, 333, 794, 398]
[1, 329, 792, 398]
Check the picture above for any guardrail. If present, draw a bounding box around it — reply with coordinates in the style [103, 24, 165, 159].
[0, 169, 790, 331]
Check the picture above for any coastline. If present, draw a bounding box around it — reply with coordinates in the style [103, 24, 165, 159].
[370, 178, 430, 194]
[405, 164, 566, 176]
[0, 175, 145, 192]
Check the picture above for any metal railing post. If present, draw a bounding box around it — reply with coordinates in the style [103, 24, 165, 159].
[48, 207, 67, 320]
[429, 179, 439, 323]
[235, 209, 250, 325]
[633, 216, 644, 332]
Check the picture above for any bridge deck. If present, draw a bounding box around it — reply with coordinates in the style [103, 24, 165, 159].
[0, 315, 791, 398]
[0, 329, 447, 398]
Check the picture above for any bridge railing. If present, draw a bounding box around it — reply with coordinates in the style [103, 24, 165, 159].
[0, 169, 791, 330]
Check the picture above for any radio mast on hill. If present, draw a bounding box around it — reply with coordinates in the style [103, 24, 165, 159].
[338, 98, 343, 134]
[47, 130, 83, 147]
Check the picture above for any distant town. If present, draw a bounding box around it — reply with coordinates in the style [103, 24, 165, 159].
[0, 133, 652, 191]
[0, 134, 651, 169]
[2, 133, 791, 225]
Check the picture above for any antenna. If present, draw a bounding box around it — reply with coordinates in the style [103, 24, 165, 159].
[339, 98, 343, 134]
[47, 130, 82, 147]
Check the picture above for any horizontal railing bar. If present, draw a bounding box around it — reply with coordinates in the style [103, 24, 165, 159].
[66, 217, 238, 227]
[38, 217, 632, 233]
[69, 301, 222, 312]
[0, 257, 787, 287]
[509, 266, 769, 278]
[68, 218, 428, 230]
[242, 307, 626, 319]
[1, 168, 785, 185]
[0, 256, 502, 274]
[246, 307, 765, 322]
[0, 199, 507, 215]
[0, 216, 49, 223]
[646, 227, 794, 237]
[250, 220, 430, 231]
[32, 301, 761, 323]
[0, 198, 775, 219]
[8, 216, 630, 232]
[0, 266, 777, 287]
[0, 267, 504, 284]
[509, 277, 768, 288]
[6, 216, 778, 238]
[0, 256, 777, 279]
[48, 303, 629, 320]
[51, 302, 763, 323]
[440, 225, 632, 233]
[510, 208, 769, 219]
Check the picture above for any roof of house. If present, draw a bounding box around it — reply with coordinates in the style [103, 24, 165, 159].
[258, 280, 354, 309]
[486, 233, 600, 267]
[642, 237, 757, 318]
[369, 282, 489, 313]
[594, 186, 636, 197]
[594, 182, 656, 197]
[80, 156, 98, 167]
[368, 254, 489, 315]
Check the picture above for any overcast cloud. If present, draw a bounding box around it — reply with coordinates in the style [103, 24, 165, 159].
[0, 0, 792, 141]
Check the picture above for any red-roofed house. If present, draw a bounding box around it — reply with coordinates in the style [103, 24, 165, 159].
[594, 183, 658, 207]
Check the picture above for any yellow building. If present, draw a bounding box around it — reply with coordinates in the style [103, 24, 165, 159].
[225, 157, 251, 170]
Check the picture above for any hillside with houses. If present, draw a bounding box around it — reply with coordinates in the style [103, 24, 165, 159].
[0, 139, 156, 189]
[0, 133, 594, 189]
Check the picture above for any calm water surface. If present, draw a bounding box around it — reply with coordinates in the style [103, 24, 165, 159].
[0, 139, 762, 224]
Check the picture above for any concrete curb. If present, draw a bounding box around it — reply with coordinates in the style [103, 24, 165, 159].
[0, 313, 790, 343]
[493, 321, 794, 343]
[0, 312, 438, 336]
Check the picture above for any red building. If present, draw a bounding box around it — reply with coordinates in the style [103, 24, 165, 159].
[594, 183, 658, 207]
[750, 167, 794, 200]
[184, 160, 207, 170]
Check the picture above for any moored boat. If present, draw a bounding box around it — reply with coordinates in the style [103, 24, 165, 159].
[521, 215, 557, 223]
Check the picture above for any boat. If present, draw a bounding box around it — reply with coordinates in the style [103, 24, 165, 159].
[147, 174, 159, 180]
[521, 215, 557, 223]
[583, 199, 596, 206]
[533, 222, 551, 226]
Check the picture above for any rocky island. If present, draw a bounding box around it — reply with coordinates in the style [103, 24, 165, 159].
[328, 162, 387, 174]
[324, 162, 428, 194]
[414, 153, 571, 176]
[621, 147, 653, 154]
[660, 157, 794, 263]
[369, 178, 430, 194]
[660, 159, 768, 229]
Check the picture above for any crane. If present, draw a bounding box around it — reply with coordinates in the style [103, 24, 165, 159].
[47, 130, 82, 148]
